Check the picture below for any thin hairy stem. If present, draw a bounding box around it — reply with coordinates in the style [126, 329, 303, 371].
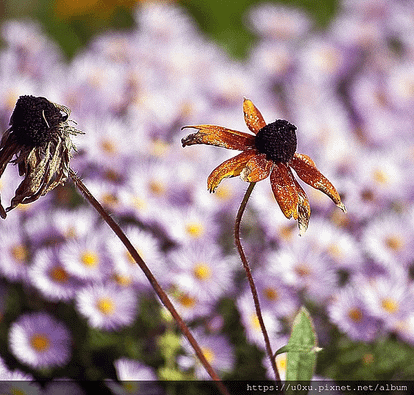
[234, 182, 281, 383]
[69, 168, 230, 395]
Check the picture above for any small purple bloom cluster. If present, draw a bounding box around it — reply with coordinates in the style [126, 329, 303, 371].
[0, 0, 414, 382]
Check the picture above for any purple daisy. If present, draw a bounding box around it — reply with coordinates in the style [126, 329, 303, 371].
[251, 268, 300, 319]
[247, 41, 297, 84]
[29, 247, 82, 302]
[178, 328, 234, 379]
[302, 217, 364, 273]
[168, 241, 236, 302]
[107, 226, 166, 290]
[8, 312, 72, 369]
[236, 292, 282, 350]
[168, 288, 214, 322]
[107, 358, 160, 395]
[328, 284, 380, 342]
[23, 211, 66, 249]
[164, 206, 219, 246]
[395, 312, 414, 345]
[53, 207, 97, 241]
[362, 273, 414, 331]
[0, 355, 35, 380]
[361, 210, 414, 268]
[267, 243, 338, 304]
[113, 358, 158, 380]
[246, 3, 312, 40]
[75, 282, 137, 331]
[0, 218, 30, 283]
[59, 233, 113, 282]
[296, 34, 355, 85]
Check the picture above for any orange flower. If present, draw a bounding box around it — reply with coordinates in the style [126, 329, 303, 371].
[181, 98, 346, 234]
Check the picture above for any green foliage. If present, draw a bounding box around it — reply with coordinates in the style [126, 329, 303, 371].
[182, 0, 339, 59]
[276, 306, 319, 387]
[317, 331, 414, 381]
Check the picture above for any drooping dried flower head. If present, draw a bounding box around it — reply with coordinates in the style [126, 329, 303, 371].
[181, 98, 346, 235]
[0, 95, 82, 218]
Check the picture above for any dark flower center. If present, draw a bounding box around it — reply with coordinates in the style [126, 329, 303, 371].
[10, 95, 67, 147]
[254, 119, 297, 163]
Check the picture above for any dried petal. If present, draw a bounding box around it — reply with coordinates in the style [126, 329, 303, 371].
[207, 150, 256, 192]
[290, 153, 346, 212]
[270, 162, 299, 220]
[240, 153, 273, 182]
[0, 96, 82, 217]
[294, 178, 311, 236]
[243, 98, 267, 134]
[181, 125, 255, 151]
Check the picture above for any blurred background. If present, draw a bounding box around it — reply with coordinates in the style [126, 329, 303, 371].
[0, 0, 338, 60]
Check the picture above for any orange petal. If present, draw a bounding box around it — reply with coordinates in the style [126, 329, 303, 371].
[243, 98, 267, 134]
[270, 162, 299, 220]
[240, 153, 273, 182]
[290, 153, 346, 212]
[181, 125, 255, 151]
[294, 178, 311, 235]
[207, 150, 256, 192]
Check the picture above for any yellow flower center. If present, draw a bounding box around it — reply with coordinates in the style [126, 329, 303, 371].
[150, 139, 170, 157]
[294, 263, 311, 278]
[185, 222, 204, 238]
[97, 297, 115, 315]
[328, 244, 342, 258]
[178, 294, 196, 308]
[50, 267, 69, 283]
[201, 347, 215, 364]
[104, 169, 121, 183]
[100, 139, 117, 155]
[348, 307, 363, 323]
[385, 235, 404, 251]
[381, 298, 399, 314]
[81, 251, 99, 267]
[113, 273, 133, 287]
[149, 180, 166, 196]
[279, 224, 294, 241]
[102, 193, 118, 207]
[276, 353, 287, 372]
[30, 334, 50, 352]
[65, 226, 77, 239]
[250, 313, 261, 331]
[11, 244, 29, 263]
[320, 47, 340, 73]
[263, 287, 279, 301]
[132, 196, 147, 210]
[215, 185, 232, 200]
[193, 263, 212, 280]
[372, 169, 389, 185]
[125, 248, 143, 265]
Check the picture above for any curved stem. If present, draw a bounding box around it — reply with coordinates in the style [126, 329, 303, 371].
[234, 182, 281, 383]
[69, 168, 230, 395]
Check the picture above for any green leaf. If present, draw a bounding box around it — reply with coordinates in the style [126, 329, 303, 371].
[276, 306, 320, 390]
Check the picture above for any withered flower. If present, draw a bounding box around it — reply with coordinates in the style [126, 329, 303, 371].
[0, 95, 82, 218]
[182, 98, 346, 234]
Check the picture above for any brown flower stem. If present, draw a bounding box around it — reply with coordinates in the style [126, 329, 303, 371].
[234, 182, 281, 384]
[68, 168, 230, 395]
